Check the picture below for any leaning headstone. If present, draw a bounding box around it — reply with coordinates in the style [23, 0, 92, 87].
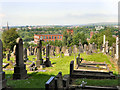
[44, 44, 51, 67]
[13, 38, 27, 79]
[0, 39, 7, 89]
[36, 39, 43, 67]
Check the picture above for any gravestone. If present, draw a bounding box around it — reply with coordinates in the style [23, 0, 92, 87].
[115, 36, 119, 59]
[34, 48, 37, 55]
[87, 43, 92, 54]
[105, 41, 109, 54]
[36, 39, 43, 67]
[68, 47, 72, 55]
[84, 44, 87, 53]
[61, 46, 66, 53]
[55, 72, 63, 89]
[56, 47, 60, 54]
[102, 35, 106, 53]
[64, 49, 70, 56]
[44, 44, 51, 67]
[73, 45, 78, 54]
[23, 48, 28, 62]
[6, 53, 10, 61]
[29, 46, 32, 55]
[0, 39, 7, 89]
[112, 43, 116, 58]
[79, 40, 83, 53]
[43, 47, 45, 55]
[13, 38, 27, 79]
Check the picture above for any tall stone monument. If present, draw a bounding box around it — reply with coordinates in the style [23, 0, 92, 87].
[44, 44, 51, 67]
[102, 35, 106, 53]
[0, 39, 7, 89]
[115, 36, 119, 59]
[13, 38, 27, 79]
[36, 39, 43, 67]
[23, 48, 28, 62]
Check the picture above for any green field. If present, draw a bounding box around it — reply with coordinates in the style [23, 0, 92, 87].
[3, 53, 118, 88]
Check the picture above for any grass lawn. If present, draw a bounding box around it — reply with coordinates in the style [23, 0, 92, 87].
[3, 52, 118, 88]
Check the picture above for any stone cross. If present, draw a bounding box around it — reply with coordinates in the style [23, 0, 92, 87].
[0, 39, 7, 89]
[13, 38, 27, 79]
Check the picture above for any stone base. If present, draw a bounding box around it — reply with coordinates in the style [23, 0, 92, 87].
[36, 59, 43, 67]
[0, 72, 7, 89]
[44, 58, 51, 67]
[30, 67, 37, 71]
[13, 64, 27, 80]
[64, 53, 71, 56]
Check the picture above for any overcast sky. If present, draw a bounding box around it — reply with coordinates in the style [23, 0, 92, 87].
[0, 0, 119, 26]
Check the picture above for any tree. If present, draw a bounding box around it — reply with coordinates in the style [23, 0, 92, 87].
[73, 32, 88, 46]
[2, 28, 19, 50]
[90, 29, 116, 48]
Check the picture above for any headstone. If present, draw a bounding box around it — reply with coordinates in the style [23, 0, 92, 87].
[64, 49, 70, 56]
[61, 46, 66, 53]
[44, 44, 51, 67]
[73, 45, 77, 54]
[43, 47, 45, 55]
[27, 48, 30, 56]
[102, 35, 106, 53]
[34, 48, 37, 55]
[13, 38, 27, 79]
[6, 53, 10, 61]
[79, 40, 83, 53]
[36, 39, 43, 67]
[115, 36, 119, 59]
[68, 47, 72, 54]
[56, 47, 60, 54]
[112, 43, 116, 58]
[55, 72, 63, 89]
[23, 48, 28, 62]
[0, 39, 7, 89]
[29, 46, 32, 55]
[106, 41, 109, 54]
[84, 44, 87, 53]
[87, 43, 92, 54]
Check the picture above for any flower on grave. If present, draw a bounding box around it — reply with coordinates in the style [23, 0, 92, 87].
[80, 81, 87, 88]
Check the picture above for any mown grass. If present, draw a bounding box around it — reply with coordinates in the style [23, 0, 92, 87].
[3, 52, 118, 88]
[74, 78, 118, 87]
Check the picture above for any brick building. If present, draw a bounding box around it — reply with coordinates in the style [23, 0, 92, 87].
[34, 34, 63, 44]
[90, 31, 94, 39]
[67, 29, 74, 35]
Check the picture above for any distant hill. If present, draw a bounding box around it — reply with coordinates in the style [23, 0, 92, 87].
[86, 22, 117, 26]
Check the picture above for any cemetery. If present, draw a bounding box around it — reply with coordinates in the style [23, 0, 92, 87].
[0, 35, 120, 90]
